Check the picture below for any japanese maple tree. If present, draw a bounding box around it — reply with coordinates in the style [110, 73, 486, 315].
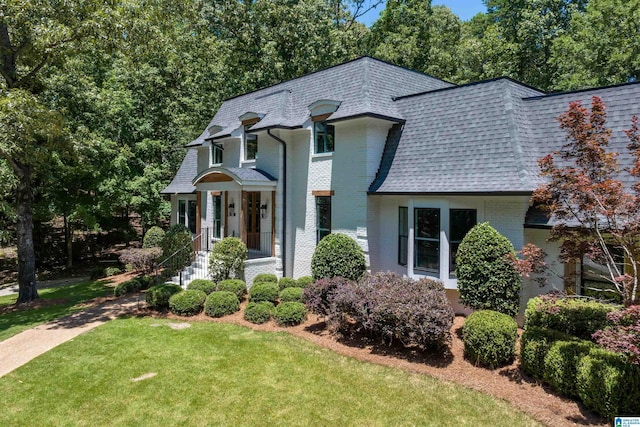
[533, 96, 640, 305]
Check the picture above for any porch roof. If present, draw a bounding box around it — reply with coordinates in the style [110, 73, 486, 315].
[192, 167, 277, 187]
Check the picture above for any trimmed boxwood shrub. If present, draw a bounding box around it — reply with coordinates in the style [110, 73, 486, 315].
[274, 302, 307, 326]
[169, 290, 207, 316]
[137, 275, 155, 290]
[204, 291, 240, 318]
[462, 310, 518, 368]
[209, 237, 247, 282]
[146, 283, 183, 309]
[279, 287, 304, 303]
[543, 339, 594, 397]
[296, 276, 313, 288]
[253, 273, 278, 284]
[187, 279, 217, 295]
[576, 347, 640, 418]
[525, 294, 617, 340]
[278, 277, 298, 290]
[244, 301, 275, 324]
[114, 278, 142, 297]
[311, 233, 366, 281]
[143, 226, 165, 248]
[217, 279, 247, 300]
[104, 266, 121, 277]
[249, 282, 279, 303]
[455, 223, 521, 316]
[520, 327, 570, 379]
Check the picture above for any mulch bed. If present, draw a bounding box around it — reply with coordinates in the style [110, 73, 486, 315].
[136, 298, 607, 427]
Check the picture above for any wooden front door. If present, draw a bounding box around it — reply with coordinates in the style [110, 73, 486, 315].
[245, 192, 260, 250]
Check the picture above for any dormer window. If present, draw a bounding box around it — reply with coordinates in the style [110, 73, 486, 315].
[211, 143, 223, 165]
[244, 124, 258, 160]
[314, 121, 335, 154]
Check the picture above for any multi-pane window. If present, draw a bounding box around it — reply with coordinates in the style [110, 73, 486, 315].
[449, 209, 477, 277]
[211, 144, 223, 164]
[316, 196, 331, 244]
[178, 199, 197, 234]
[244, 124, 258, 160]
[314, 121, 335, 154]
[414, 208, 440, 273]
[178, 200, 186, 226]
[398, 207, 408, 266]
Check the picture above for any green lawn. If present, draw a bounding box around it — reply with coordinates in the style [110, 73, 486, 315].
[0, 280, 113, 341]
[0, 318, 540, 426]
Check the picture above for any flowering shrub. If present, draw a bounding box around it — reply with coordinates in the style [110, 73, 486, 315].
[118, 247, 162, 274]
[593, 305, 640, 365]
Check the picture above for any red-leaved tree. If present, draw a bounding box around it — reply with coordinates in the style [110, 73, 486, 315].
[533, 96, 640, 306]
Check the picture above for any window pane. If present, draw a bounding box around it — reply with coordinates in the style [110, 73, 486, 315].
[449, 209, 477, 276]
[188, 200, 197, 234]
[415, 240, 439, 272]
[244, 125, 258, 160]
[314, 121, 335, 154]
[398, 207, 408, 266]
[211, 145, 223, 164]
[326, 124, 335, 152]
[415, 208, 439, 239]
[316, 196, 331, 244]
[414, 208, 440, 273]
[178, 200, 186, 225]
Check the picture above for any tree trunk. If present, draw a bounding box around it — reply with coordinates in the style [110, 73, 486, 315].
[16, 164, 38, 303]
[64, 214, 73, 269]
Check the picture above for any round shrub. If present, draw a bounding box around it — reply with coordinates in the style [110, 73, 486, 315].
[455, 223, 522, 316]
[114, 278, 142, 297]
[143, 226, 165, 248]
[462, 310, 518, 368]
[209, 237, 247, 282]
[204, 291, 240, 318]
[104, 266, 122, 277]
[296, 276, 313, 288]
[187, 279, 217, 295]
[249, 282, 279, 303]
[146, 283, 183, 309]
[169, 290, 206, 316]
[217, 279, 247, 300]
[279, 287, 304, 303]
[244, 301, 275, 324]
[137, 275, 155, 290]
[253, 273, 278, 284]
[274, 302, 307, 326]
[311, 233, 366, 281]
[278, 277, 298, 290]
[543, 339, 594, 397]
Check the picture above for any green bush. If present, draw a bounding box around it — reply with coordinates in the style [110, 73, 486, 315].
[217, 279, 247, 300]
[279, 287, 304, 303]
[524, 294, 617, 340]
[136, 275, 155, 290]
[462, 310, 518, 368]
[278, 277, 298, 290]
[543, 339, 594, 397]
[143, 226, 165, 248]
[311, 233, 366, 281]
[160, 224, 193, 269]
[253, 273, 278, 284]
[169, 290, 207, 316]
[520, 327, 569, 379]
[244, 301, 275, 324]
[455, 223, 522, 316]
[274, 302, 307, 326]
[104, 266, 122, 277]
[114, 278, 142, 297]
[208, 237, 247, 282]
[296, 276, 313, 288]
[187, 279, 217, 295]
[204, 291, 240, 318]
[146, 283, 183, 309]
[576, 347, 640, 418]
[249, 282, 279, 303]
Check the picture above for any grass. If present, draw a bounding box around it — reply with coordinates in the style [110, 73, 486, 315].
[0, 318, 540, 426]
[0, 280, 113, 341]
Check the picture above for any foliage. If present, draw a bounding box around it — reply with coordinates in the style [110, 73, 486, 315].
[145, 283, 182, 310]
[169, 290, 206, 316]
[114, 278, 142, 297]
[462, 310, 517, 369]
[161, 224, 192, 260]
[543, 339, 594, 397]
[520, 327, 561, 380]
[532, 97, 640, 306]
[303, 276, 353, 317]
[279, 287, 304, 303]
[296, 276, 313, 288]
[278, 277, 298, 290]
[311, 233, 366, 282]
[104, 267, 122, 277]
[455, 223, 522, 316]
[208, 237, 247, 283]
[204, 291, 240, 318]
[253, 273, 278, 284]
[593, 305, 640, 365]
[137, 275, 155, 290]
[274, 302, 307, 326]
[217, 279, 247, 300]
[525, 293, 617, 340]
[243, 301, 275, 324]
[118, 247, 162, 274]
[143, 226, 165, 248]
[187, 279, 217, 295]
[249, 282, 279, 304]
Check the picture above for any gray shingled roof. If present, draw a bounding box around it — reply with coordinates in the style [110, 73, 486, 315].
[161, 149, 197, 194]
[187, 57, 453, 147]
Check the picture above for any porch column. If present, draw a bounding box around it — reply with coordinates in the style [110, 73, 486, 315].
[241, 190, 247, 245]
[195, 191, 202, 251]
[271, 190, 276, 256]
[224, 191, 229, 237]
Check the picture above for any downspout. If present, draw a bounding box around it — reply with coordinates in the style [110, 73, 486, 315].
[267, 129, 287, 276]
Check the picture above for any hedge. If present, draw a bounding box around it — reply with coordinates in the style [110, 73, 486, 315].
[274, 302, 307, 326]
[169, 290, 207, 316]
[204, 291, 240, 318]
[146, 283, 183, 309]
[244, 301, 275, 324]
[462, 310, 517, 368]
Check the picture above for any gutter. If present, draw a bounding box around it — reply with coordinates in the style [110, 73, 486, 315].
[267, 129, 287, 277]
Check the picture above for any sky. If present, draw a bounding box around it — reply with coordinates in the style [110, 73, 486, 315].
[357, 0, 487, 27]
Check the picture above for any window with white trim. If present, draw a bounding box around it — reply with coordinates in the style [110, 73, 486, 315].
[449, 209, 477, 277]
[398, 207, 408, 266]
[414, 208, 440, 273]
[316, 196, 331, 244]
[244, 124, 257, 160]
[314, 121, 335, 154]
[211, 144, 223, 165]
[178, 199, 197, 234]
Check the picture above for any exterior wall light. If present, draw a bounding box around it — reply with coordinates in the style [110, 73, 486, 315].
[260, 203, 268, 219]
[228, 202, 235, 217]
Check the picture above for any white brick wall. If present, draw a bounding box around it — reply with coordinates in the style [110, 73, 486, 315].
[244, 257, 277, 289]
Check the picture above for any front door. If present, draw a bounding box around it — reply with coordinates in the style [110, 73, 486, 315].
[246, 192, 260, 250]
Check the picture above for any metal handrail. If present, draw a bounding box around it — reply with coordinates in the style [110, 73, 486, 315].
[154, 231, 201, 286]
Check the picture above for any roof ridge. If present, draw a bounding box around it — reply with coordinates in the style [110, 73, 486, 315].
[393, 77, 543, 101]
[523, 79, 640, 100]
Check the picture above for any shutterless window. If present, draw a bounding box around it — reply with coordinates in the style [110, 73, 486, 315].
[449, 209, 477, 277]
[398, 207, 408, 266]
[178, 200, 186, 226]
[244, 125, 257, 160]
[316, 196, 331, 244]
[211, 144, 223, 164]
[414, 208, 440, 273]
[314, 121, 335, 154]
